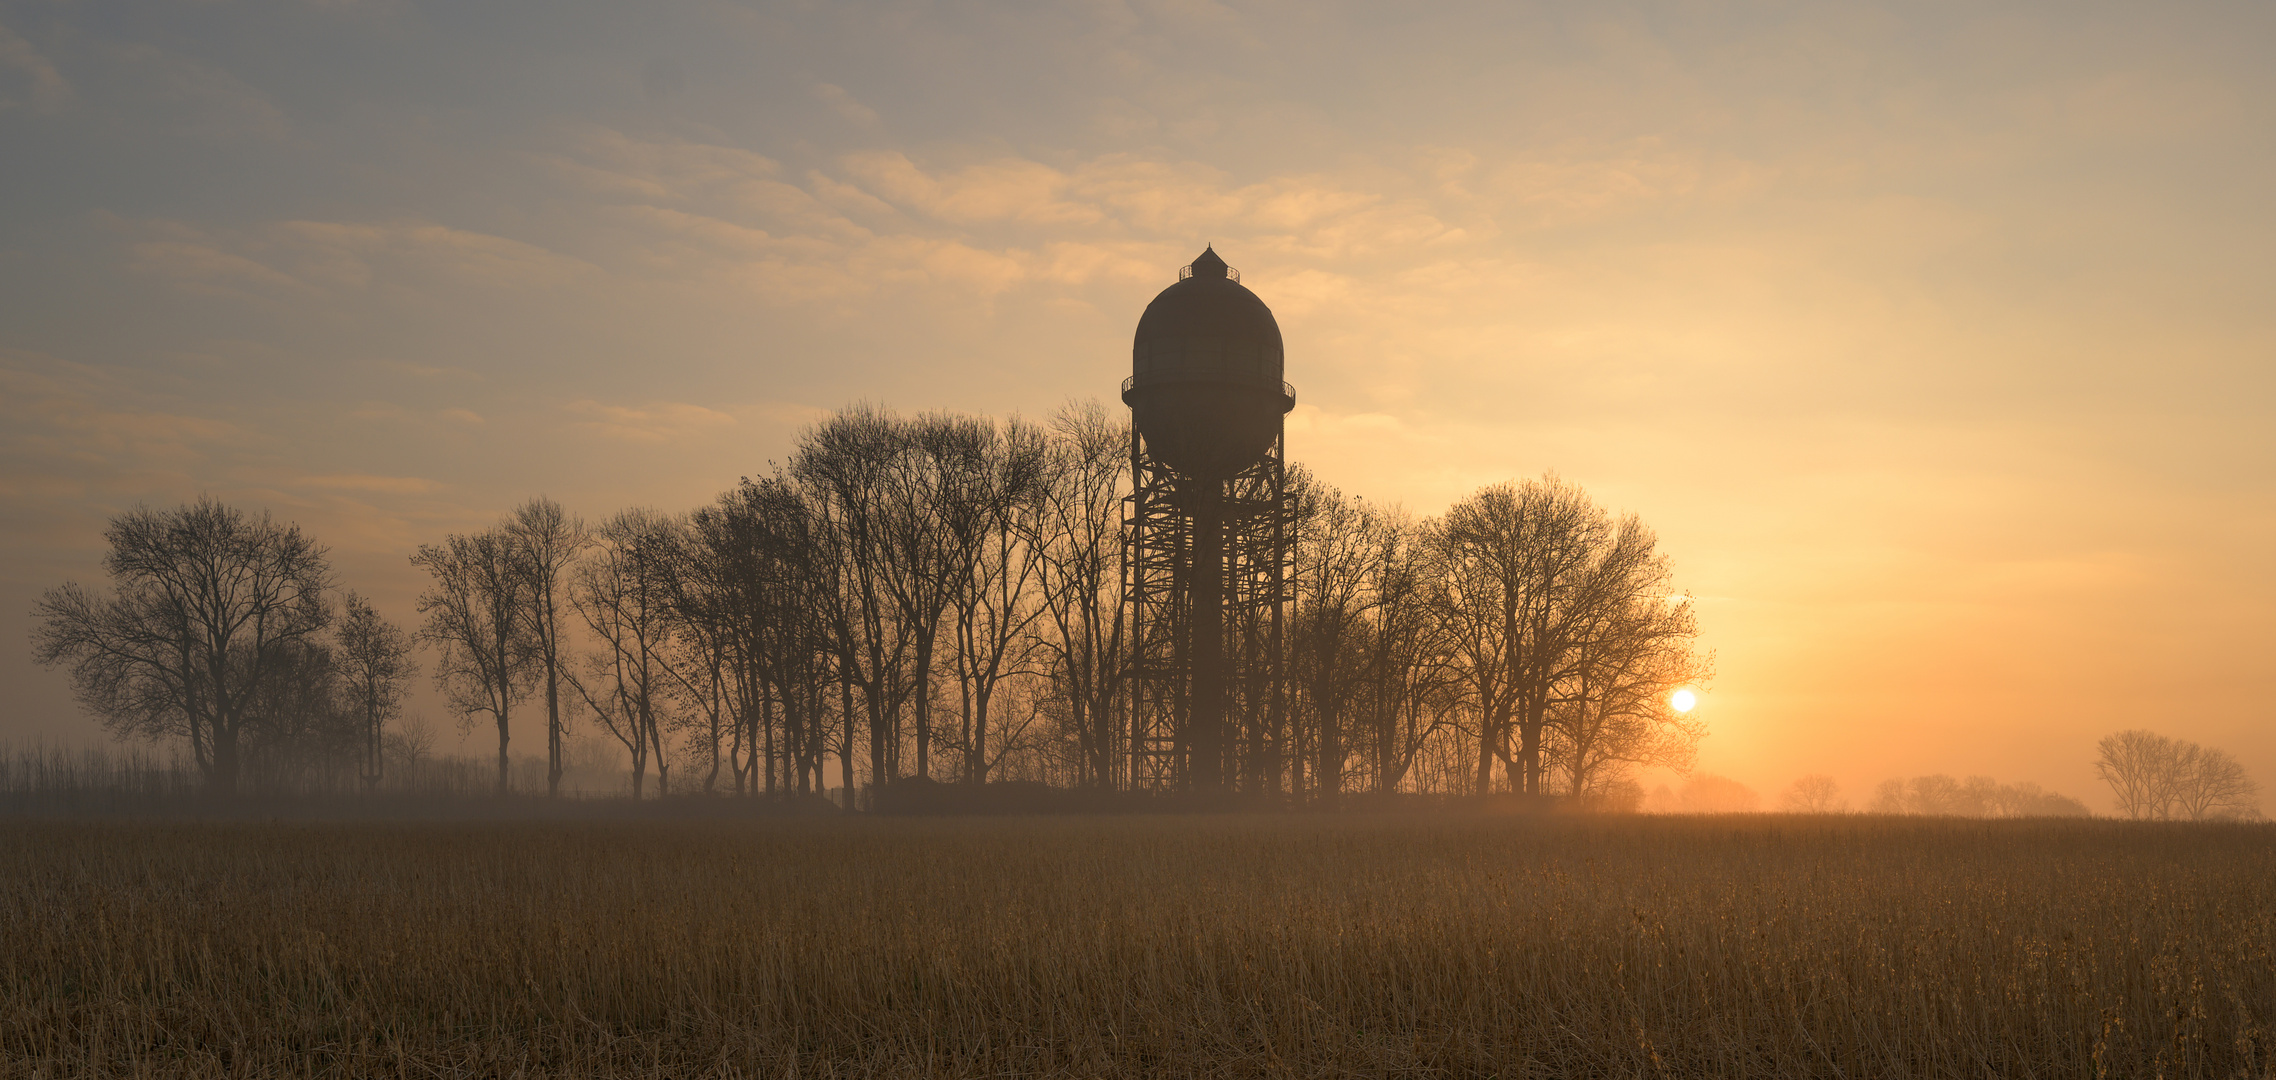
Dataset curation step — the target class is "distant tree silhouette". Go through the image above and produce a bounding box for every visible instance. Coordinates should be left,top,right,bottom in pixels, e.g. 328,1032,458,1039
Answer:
650,505,735,793
1287,474,1382,801
1354,508,1458,795
412,527,534,794
1780,774,1845,813
32,498,333,794
2170,746,2258,821
170,401,1716,806
1869,774,2089,817
335,591,416,791
942,417,1050,784
1428,477,1705,797
234,637,356,781
1548,557,1708,799
672,475,821,796
1031,402,1130,789
31,401,1731,806
506,497,589,797
568,509,679,797
1427,480,1575,797
796,406,918,802
2095,731,2174,819
2096,730,2260,821
873,415,972,782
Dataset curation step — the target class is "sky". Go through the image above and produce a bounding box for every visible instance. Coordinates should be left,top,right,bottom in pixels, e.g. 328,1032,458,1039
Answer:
3,0,2272,810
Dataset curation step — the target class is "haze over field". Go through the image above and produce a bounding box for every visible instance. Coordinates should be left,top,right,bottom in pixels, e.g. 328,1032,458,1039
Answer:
3,0,2272,804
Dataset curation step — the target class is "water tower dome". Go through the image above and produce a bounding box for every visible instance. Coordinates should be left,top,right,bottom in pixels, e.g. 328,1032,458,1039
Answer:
1122,247,1296,481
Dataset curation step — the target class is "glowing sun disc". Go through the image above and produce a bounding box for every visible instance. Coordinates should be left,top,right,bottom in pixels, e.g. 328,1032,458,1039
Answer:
1670,689,1698,713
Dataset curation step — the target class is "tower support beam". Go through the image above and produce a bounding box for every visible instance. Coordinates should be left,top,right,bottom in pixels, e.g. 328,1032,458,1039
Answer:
1125,428,1292,797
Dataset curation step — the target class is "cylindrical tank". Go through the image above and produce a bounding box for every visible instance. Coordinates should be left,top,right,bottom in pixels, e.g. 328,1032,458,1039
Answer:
1122,247,1296,481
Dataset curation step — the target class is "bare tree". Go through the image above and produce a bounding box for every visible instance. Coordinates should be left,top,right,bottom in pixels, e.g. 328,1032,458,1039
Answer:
387,714,436,771
877,412,989,781
2104,731,2263,820
569,508,679,797
1287,479,1382,801
739,476,839,798
1991,781,2093,818
375,405,1730,806
1354,509,1457,795
1546,522,1708,800
797,406,918,802
2171,745,2259,821
1873,774,1970,815
653,507,738,793
1033,401,1129,789
1424,491,1529,796
236,636,357,783
1780,774,1845,813
335,591,416,791
644,512,746,795
942,417,1052,784
506,497,589,798
1871,773,2090,817
2097,730,2180,820
32,498,333,794
675,478,809,797
413,528,534,794
1429,476,1640,796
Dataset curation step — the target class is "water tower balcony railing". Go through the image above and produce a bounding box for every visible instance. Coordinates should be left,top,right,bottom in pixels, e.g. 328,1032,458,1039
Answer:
1122,374,1296,409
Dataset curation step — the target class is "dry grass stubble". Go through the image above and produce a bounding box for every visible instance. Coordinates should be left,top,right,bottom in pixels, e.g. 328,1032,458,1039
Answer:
4,814,2273,1078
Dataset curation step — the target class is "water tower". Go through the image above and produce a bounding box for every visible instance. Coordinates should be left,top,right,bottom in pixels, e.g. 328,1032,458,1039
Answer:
1122,247,1295,795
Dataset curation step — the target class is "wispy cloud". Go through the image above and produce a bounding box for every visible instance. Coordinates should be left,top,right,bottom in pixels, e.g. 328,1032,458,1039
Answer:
114,215,598,301
0,20,68,112
812,82,879,127
0,351,251,483
566,400,737,444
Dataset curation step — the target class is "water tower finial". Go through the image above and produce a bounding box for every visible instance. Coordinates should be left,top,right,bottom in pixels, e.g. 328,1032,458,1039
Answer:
1189,246,1229,279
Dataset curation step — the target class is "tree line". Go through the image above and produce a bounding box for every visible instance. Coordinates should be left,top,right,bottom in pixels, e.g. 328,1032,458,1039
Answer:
1768,736,2260,819
1863,775,2090,817
2094,730,2261,821
34,401,1709,804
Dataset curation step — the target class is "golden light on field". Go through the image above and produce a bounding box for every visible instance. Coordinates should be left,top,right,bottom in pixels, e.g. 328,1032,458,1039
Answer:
7,817,2274,1075
1671,689,1698,714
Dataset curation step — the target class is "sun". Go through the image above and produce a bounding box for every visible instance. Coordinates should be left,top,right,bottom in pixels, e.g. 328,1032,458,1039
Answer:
1670,688,1698,713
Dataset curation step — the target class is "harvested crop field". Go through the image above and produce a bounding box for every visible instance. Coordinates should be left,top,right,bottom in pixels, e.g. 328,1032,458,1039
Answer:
5,814,2273,1078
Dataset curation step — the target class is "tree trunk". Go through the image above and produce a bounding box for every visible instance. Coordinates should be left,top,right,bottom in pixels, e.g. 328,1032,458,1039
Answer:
1474,713,1496,796
1313,625,1342,802
760,690,775,796
495,706,511,795
841,674,859,812
914,638,934,780
546,668,562,797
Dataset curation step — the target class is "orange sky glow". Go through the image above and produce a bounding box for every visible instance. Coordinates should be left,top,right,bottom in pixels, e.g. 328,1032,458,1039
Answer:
3,0,2271,809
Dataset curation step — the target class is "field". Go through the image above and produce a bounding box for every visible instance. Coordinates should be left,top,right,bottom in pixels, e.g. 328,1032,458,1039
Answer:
5,814,2274,1079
